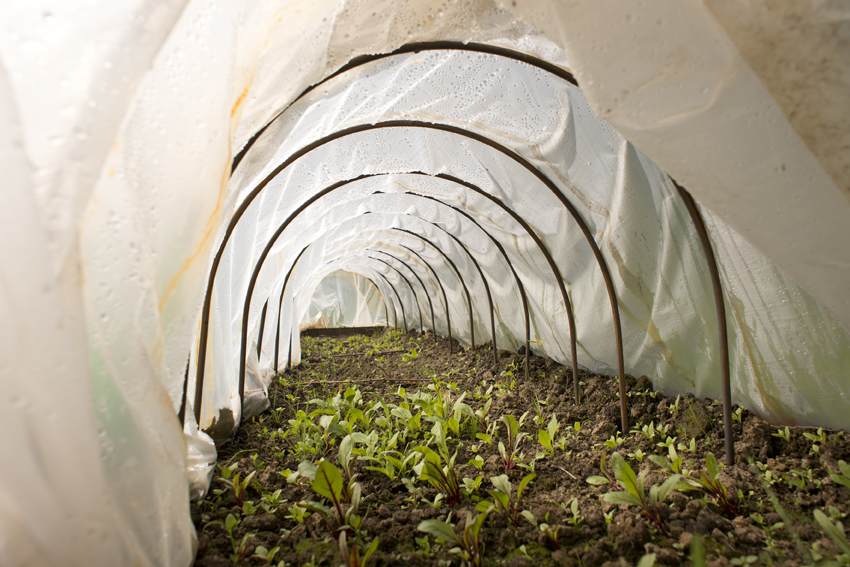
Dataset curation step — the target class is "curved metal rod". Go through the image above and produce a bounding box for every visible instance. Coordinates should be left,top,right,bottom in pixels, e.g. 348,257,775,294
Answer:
360,276,390,330
375,270,407,333
418,218,497,364
200,122,623,429
362,277,390,330
273,246,308,373
281,258,399,372
392,227,475,352
398,243,453,353
368,249,437,341
224,40,731,435
408,192,532,374
674,182,733,466
390,214,497,365
425,173,582,397
256,300,268,360
369,256,423,331
279,235,452,384
231,41,577,173
198,165,582,424
275,271,392,374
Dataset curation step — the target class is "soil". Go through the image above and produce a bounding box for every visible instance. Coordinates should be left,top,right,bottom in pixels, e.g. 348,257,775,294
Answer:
191,329,850,567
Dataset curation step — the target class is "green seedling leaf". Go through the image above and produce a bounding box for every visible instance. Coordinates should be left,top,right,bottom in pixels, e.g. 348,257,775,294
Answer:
339,435,353,468
488,490,510,512
603,491,643,507
657,474,683,502
706,452,720,479
490,474,511,495
517,473,536,500
539,430,553,452
312,461,344,504
814,509,850,556
476,501,495,514
225,513,239,533
418,519,461,546
297,460,318,481
612,453,639,497
362,536,380,565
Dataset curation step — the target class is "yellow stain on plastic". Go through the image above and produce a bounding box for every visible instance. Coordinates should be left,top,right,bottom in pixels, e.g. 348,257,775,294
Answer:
230,66,256,130
158,158,231,313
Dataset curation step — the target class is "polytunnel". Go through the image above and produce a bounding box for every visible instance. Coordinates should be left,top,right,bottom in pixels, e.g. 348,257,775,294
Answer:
2,1,849,565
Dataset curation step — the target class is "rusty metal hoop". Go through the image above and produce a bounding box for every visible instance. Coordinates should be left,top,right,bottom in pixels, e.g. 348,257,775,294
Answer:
223,41,732,438
369,256,424,331
367,249,436,339
199,122,626,429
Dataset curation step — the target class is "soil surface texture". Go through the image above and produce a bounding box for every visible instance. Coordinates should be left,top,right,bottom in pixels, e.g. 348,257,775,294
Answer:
191,329,850,567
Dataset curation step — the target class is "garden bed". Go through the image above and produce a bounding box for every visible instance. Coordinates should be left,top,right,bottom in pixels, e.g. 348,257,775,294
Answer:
192,329,850,567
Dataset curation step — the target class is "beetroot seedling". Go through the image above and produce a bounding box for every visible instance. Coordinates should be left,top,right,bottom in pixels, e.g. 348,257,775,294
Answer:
483,473,536,527
598,452,683,535
499,413,528,472
678,452,738,519
418,510,490,567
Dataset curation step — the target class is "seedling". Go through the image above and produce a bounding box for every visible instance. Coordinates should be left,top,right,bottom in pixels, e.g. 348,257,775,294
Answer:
253,545,281,566
803,427,828,451
668,395,682,416
473,397,493,430
461,475,484,499
539,520,560,549
732,407,743,425
418,510,490,567
603,432,627,449
251,453,267,471
587,453,621,488
679,452,738,518
649,445,685,475
499,413,528,472
260,489,286,513
483,473,536,527
538,414,561,457
337,435,359,502
301,460,363,539
402,347,419,362
532,396,550,426
830,460,850,489
223,513,253,565
771,427,791,443
677,438,697,454
215,468,257,508
365,450,418,481
412,423,463,506
339,531,379,567
561,497,583,530
285,503,309,524
632,421,667,441
595,452,682,535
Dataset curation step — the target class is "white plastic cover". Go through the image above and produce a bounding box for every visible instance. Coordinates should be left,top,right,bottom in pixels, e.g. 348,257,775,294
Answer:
302,271,390,330
2,0,849,566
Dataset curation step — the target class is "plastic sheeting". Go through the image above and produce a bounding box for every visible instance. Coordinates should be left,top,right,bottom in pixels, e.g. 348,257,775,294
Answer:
302,271,390,330
2,0,849,566
203,44,850,441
